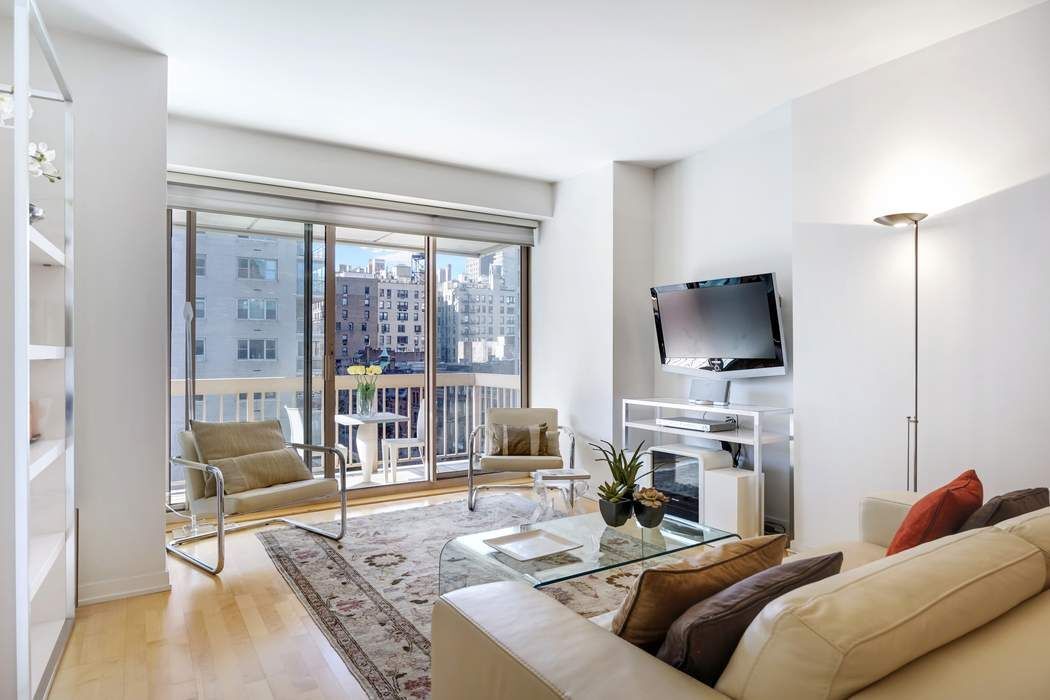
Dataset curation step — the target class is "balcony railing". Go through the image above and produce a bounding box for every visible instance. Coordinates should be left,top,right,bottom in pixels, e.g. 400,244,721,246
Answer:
169,372,520,491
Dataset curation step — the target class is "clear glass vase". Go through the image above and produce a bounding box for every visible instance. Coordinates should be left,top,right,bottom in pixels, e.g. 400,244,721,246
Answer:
358,385,376,416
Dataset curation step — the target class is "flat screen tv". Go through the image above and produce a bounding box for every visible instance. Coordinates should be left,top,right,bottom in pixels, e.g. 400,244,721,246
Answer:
651,273,786,379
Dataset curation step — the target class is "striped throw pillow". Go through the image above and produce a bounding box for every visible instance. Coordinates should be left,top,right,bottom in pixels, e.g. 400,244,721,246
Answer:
487,422,549,456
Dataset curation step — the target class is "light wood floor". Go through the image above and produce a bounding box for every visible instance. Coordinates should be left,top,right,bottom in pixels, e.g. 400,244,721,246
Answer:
50,486,575,700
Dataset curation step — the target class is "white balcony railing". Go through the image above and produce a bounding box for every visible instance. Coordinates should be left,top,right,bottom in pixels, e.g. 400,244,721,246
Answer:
169,372,520,488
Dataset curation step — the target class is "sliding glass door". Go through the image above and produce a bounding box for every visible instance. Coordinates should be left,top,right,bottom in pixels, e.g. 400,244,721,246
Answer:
433,238,524,477
167,205,529,505
331,227,428,488
168,212,325,501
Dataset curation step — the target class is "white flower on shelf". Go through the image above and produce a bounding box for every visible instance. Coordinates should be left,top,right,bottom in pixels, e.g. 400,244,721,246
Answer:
0,93,33,128
28,141,61,183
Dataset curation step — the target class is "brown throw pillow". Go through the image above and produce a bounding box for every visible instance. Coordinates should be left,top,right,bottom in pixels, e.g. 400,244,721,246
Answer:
192,419,285,461
486,422,549,456
657,551,843,685
210,447,313,495
960,488,1050,531
610,534,787,649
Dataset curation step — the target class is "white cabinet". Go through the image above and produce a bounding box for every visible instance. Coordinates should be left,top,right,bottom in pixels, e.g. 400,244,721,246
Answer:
705,468,760,539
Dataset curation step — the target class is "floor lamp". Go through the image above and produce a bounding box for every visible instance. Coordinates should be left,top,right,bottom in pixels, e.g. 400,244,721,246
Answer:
874,212,927,492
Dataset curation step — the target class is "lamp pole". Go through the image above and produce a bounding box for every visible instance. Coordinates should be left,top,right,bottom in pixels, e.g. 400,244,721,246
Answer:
875,212,927,492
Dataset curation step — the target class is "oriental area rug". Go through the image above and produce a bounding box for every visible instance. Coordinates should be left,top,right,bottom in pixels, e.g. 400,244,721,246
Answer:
258,495,644,700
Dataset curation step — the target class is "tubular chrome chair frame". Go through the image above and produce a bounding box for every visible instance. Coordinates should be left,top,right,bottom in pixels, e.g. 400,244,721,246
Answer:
467,425,576,511
165,441,347,575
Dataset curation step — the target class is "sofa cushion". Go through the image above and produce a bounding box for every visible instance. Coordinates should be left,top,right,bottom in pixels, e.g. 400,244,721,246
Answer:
478,455,564,471
610,534,786,649
962,488,1049,531
860,491,923,548
885,469,983,555
210,447,313,495
996,505,1050,589
715,527,1044,700
658,551,843,686
852,591,1050,699
786,540,884,571
192,476,337,516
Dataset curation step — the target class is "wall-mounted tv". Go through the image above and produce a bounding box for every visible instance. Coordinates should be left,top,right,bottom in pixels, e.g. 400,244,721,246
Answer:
651,273,786,379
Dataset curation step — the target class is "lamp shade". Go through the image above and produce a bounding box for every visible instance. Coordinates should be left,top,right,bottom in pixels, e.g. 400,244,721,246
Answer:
874,212,927,227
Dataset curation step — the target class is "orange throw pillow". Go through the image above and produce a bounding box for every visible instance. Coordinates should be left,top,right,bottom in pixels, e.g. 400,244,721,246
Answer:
886,470,983,556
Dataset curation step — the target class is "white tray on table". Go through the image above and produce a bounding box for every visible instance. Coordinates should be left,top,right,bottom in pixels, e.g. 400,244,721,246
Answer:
482,530,582,561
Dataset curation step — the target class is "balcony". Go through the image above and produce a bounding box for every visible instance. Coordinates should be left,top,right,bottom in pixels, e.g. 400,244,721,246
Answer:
169,371,521,498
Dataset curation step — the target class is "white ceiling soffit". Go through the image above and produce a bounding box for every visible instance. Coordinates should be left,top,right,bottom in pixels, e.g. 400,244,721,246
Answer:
41,0,1044,180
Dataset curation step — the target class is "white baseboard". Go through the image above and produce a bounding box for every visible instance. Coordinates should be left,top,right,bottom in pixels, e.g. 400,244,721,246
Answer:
77,569,172,606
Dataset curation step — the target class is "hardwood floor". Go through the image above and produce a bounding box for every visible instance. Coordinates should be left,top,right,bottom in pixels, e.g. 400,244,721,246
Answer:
50,487,568,699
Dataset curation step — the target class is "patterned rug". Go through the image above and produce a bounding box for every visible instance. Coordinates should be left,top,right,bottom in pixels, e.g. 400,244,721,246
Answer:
257,495,646,699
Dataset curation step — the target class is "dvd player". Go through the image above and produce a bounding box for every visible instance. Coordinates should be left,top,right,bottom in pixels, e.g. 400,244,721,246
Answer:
655,416,737,433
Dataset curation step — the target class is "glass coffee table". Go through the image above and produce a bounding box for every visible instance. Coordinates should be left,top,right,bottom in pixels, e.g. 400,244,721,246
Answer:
438,511,736,595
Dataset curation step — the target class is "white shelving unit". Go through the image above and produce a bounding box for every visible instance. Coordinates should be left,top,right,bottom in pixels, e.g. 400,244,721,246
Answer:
622,397,793,539
2,1,76,698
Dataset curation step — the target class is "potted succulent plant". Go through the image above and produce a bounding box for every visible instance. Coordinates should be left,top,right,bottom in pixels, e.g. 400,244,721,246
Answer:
591,440,646,526
633,486,670,528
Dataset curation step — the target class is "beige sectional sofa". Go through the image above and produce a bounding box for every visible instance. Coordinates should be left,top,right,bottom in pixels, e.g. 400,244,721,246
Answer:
432,492,1050,699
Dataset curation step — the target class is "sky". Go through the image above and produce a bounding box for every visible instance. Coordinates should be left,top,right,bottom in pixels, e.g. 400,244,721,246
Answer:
334,243,467,277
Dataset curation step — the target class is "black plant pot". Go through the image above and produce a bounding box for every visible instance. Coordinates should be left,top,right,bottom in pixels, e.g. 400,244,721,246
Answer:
634,502,666,528
599,498,634,527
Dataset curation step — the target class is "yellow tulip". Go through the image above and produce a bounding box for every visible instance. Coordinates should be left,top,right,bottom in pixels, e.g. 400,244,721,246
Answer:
348,365,365,375
367,365,383,376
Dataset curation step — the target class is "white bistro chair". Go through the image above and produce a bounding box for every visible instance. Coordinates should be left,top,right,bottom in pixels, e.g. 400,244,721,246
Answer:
381,403,426,484
284,405,349,465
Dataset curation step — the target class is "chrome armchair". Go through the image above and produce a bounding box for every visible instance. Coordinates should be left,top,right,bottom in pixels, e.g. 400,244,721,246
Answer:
166,439,347,575
466,407,576,511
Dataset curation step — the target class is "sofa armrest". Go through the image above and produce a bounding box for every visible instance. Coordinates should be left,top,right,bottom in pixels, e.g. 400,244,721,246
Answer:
861,491,924,548
432,581,727,700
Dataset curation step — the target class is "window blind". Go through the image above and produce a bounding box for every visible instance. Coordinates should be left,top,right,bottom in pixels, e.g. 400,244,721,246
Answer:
167,173,538,246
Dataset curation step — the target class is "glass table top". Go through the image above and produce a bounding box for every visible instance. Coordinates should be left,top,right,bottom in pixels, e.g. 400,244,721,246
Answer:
438,511,736,595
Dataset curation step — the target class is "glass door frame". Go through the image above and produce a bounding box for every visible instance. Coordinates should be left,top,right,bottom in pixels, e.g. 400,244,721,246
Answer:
167,208,531,504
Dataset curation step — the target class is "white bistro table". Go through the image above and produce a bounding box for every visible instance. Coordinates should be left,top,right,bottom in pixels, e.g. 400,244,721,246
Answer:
335,411,408,485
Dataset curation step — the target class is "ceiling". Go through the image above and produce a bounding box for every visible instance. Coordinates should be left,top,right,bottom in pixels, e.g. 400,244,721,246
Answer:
40,0,1044,181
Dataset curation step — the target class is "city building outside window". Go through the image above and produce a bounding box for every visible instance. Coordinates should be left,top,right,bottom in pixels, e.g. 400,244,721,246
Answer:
237,256,278,280
195,254,206,276
195,296,206,320
237,338,277,360
194,338,205,360
236,298,278,320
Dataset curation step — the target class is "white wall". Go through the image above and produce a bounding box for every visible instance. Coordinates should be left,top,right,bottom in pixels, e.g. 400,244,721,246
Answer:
793,223,914,547
168,117,553,219
63,34,171,603
532,165,615,483
612,163,655,447
792,2,1050,547
532,162,657,485
651,106,794,526
919,175,1050,497
793,3,1050,225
